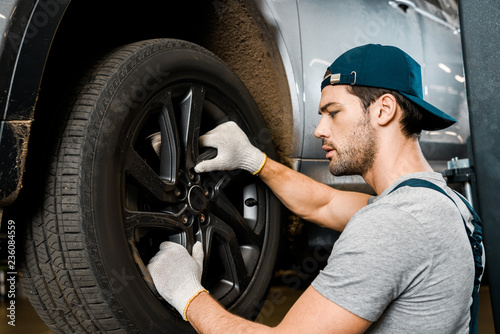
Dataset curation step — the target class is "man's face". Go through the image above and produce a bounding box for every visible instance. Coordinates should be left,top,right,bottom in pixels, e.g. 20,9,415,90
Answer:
315,85,378,177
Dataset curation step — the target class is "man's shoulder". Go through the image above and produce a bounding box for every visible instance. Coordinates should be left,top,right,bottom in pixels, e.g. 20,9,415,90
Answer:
345,200,427,241
350,173,473,253
368,172,461,219
347,173,458,238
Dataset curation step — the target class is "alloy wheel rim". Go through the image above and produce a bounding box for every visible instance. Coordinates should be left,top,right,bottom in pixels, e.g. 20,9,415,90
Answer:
119,82,269,307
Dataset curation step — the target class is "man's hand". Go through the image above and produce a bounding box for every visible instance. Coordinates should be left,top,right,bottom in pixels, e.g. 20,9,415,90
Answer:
194,121,267,175
147,241,206,320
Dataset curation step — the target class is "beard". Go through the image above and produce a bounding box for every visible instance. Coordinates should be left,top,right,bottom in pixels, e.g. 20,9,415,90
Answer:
327,114,378,177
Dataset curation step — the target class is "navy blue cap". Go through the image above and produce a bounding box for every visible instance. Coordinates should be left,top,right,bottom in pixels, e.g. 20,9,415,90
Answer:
321,44,457,130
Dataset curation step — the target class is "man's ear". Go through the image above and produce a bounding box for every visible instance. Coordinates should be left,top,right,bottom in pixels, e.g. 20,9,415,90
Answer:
374,93,398,126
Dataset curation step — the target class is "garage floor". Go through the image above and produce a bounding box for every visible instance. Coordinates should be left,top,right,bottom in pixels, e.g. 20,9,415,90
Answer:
0,281,495,333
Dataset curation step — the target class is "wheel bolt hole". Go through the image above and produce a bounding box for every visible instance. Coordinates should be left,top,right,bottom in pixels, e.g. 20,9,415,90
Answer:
245,198,258,207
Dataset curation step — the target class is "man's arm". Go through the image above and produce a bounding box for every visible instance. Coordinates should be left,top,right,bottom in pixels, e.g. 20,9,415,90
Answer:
187,286,371,334
194,121,370,231
258,158,369,231
148,241,372,334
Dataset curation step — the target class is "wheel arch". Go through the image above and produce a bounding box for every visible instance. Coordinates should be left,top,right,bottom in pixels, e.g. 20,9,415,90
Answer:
198,0,295,165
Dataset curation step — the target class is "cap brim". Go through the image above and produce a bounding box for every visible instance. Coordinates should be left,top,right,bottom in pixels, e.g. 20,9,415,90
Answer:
400,92,457,131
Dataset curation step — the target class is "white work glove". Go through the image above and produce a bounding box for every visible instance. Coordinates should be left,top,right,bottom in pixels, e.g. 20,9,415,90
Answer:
147,241,206,320
194,121,267,175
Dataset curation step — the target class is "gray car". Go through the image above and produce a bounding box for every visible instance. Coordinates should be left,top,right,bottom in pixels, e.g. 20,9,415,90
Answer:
0,0,466,332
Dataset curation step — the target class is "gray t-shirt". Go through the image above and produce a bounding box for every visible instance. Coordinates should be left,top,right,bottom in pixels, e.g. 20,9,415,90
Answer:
312,172,480,333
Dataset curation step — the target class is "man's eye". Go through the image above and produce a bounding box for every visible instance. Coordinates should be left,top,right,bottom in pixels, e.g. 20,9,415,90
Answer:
328,111,339,118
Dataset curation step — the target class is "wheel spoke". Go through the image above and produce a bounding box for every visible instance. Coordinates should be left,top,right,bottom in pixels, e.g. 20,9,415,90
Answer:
158,92,181,183
178,84,205,169
201,214,250,302
124,209,195,299
128,240,162,298
213,192,261,246
124,148,176,202
123,210,189,239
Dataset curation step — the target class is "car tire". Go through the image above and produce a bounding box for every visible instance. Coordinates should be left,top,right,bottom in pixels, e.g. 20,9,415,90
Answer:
20,38,281,333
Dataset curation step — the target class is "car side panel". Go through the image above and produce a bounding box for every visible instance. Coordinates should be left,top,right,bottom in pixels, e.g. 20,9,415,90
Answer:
0,0,70,207
0,0,36,120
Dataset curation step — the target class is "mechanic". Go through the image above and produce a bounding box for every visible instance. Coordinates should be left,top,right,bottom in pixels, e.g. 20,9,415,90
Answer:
147,44,483,333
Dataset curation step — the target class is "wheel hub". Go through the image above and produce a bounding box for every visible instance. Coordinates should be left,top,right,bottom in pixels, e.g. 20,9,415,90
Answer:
187,185,209,213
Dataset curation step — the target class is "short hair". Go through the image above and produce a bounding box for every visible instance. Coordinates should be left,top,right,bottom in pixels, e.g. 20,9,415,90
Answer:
323,69,424,138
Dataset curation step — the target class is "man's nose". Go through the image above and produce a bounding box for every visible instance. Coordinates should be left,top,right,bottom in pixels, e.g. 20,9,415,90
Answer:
314,116,329,139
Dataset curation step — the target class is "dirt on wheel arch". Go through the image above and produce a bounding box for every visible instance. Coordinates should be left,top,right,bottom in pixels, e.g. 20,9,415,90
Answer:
203,0,295,167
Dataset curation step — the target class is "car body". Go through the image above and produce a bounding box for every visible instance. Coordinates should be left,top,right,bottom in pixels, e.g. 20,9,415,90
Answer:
0,0,476,332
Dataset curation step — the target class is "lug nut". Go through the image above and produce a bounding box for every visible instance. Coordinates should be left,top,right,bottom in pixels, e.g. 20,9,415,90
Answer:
204,186,213,198
182,215,189,224
200,214,206,224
